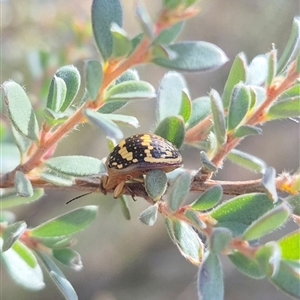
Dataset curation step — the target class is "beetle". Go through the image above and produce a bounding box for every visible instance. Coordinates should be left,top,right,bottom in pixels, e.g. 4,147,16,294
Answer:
101,133,183,198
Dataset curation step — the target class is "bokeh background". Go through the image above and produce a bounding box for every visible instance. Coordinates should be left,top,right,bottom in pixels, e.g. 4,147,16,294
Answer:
1,0,299,299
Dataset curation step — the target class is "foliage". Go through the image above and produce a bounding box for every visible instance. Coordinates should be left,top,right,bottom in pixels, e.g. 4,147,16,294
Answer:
1,1,300,300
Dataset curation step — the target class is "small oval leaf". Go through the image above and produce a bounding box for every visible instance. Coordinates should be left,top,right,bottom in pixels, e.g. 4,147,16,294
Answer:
145,170,168,201
14,171,34,197
85,60,103,100
139,205,158,226
2,221,27,252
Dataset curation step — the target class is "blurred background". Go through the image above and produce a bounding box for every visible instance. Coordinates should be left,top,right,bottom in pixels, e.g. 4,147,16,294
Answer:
1,0,299,299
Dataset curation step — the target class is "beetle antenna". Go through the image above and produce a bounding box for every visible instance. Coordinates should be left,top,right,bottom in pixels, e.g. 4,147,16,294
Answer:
66,192,92,204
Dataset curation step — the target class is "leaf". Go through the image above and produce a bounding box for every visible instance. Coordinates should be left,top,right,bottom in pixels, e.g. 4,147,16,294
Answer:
85,60,103,100
171,219,203,265
2,221,27,252
30,206,98,238
270,261,300,299
210,193,274,236
261,166,278,202
242,203,291,241
14,171,34,197
0,239,45,290
222,52,248,108
0,189,44,209
184,210,206,229
286,194,300,216
53,65,81,112
84,109,123,139
154,116,185,149
233,125,262,138
255,242,281,277
46,76,67,112
153,41,228,72
36,250,78,300
139,205,158,226
3,81,39,141
179,90,192,123
267,97,300,120
267,48,277,86
199,151,217,172
40,172,74,187
46,155,107,177
227,83,251,131
210,89,226,146
229,251,265,279
156,71,187,121
209,227,232,254
105,80,155,102
227,149,267,173
91,0,123,61
11,125,32,155
279,230,300,261
102,113,139,128
154,22,184,45
247,54,268,86
53,249,82,271
119,196,131,220
43,108,69,126
197,253,224,300
191,185,223,211
168,172,191,211
277,17,300,74
111,23,131,58
186,96,211,129
136,3,153,38
145,170,168,201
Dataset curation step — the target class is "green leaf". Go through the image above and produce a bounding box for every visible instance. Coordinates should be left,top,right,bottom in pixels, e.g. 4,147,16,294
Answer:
270,261,300,299
153,41,228,72
36,250,78,300
46,76,67,112
136,3,154,38
46,155,107,177
154,116,185,149
227,83,251,131
156,71,187,121
145,170,168,201
209,227,232,254
102,113,139,128
11,126,32,155
242,203,291,241
191,185,223,211
53,249,82,271
40,172,74,187
261,167,278,202
186,96,211,129
255,242,281,277
210,89,226,146
43,108,69,126
54,65,81,112
2,221,27,252
222,53,248,108
84,109,123,139
111,23,131,58
278,84,300,100
91,0,123,61
199,151,217,172
154,22,184,45
267,97,300,120
184,210,206,229
277,17,300,74
179,90,192,123
267,48,277,86
197,253,224,300
210,193,274,236
105,80,155,102
0,239,45,290
249,86,266,109
35,237,74,250
139,205,158,226
169,172,191,211
247,54,268,86
3,81,39,141
171,219,203,265
119,196,131,220
227,149,267,173
85,60,103,100
286,194,300,216
279,230,300,261
30,206,98,238
229,251,265,279
14,171,33,197
0,189,44,209
233,125,262,138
